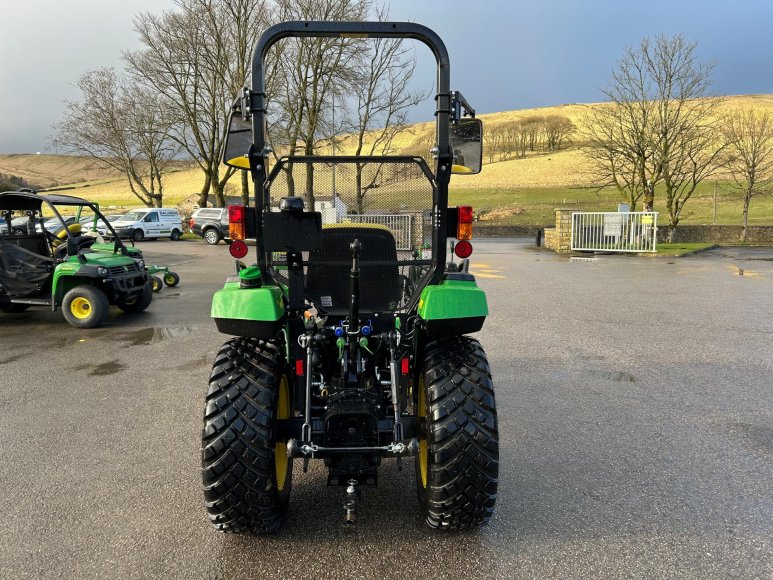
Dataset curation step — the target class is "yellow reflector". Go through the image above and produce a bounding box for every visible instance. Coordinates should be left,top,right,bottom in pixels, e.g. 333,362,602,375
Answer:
457,221,473,241
226,156,250,169
229,222,245,240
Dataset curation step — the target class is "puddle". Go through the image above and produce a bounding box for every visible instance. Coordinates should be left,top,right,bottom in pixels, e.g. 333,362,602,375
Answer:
0,353,30,365
74,360,127,376
585,369,636,383
117,326,194,346
153,292,181,300
722,421,772,458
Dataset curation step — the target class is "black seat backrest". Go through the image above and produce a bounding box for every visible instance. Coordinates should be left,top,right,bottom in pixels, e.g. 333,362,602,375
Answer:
0,234,50,257
0,238,53,297
305,226,400,315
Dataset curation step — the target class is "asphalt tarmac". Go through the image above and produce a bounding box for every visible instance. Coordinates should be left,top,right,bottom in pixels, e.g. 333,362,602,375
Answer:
0,239,771,579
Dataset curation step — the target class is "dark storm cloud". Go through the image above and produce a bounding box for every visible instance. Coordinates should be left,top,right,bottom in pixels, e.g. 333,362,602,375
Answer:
1,0,772,153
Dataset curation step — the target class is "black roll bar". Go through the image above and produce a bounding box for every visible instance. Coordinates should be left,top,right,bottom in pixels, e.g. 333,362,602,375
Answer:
247,21,452,282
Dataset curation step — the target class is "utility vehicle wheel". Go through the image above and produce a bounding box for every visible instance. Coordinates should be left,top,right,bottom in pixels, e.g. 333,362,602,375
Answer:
62,285,109,329
0,303,30,313
170,229,181,241
116,281,153,313
151,276,163,292
203,228,221,245
163,272,180,287
132,228,144,242
416,336,498,529
202,337,292,533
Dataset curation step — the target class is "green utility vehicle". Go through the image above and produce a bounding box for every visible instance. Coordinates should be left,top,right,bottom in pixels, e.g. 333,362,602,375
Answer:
0,191,152,328
203,21,497,532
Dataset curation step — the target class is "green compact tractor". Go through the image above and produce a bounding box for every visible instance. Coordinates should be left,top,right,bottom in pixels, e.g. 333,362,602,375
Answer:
0,191,152,328
203,21,498,532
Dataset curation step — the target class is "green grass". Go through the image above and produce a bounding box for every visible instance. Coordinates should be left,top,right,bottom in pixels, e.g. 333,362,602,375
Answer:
452,181,773,227
655,243,716,256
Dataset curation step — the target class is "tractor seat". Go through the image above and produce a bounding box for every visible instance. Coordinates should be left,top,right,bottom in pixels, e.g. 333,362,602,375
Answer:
305,225,401,315
52,224,94,258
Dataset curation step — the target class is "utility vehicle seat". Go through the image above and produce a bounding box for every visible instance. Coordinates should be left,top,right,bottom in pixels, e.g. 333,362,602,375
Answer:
305,225,401,315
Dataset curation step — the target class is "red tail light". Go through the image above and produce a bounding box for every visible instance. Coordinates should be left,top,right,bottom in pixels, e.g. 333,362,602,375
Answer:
401,357,410,375
228,205,246,240
457,205,473,241
189,217,196,227
295,359,304,376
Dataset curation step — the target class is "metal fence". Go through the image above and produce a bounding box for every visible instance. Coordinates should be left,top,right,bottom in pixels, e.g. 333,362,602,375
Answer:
571,212,658,253
345,214,414,250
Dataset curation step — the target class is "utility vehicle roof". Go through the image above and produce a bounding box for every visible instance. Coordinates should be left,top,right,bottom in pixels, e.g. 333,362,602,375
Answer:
0,191,94,211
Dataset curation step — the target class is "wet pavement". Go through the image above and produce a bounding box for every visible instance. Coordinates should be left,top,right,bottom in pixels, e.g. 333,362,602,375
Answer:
0,239,771,579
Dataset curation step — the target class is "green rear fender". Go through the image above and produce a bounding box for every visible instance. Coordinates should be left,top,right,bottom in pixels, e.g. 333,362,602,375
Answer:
418,279,488,336
211,281,286,338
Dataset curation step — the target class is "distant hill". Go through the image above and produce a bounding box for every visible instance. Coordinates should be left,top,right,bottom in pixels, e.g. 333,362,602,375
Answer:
2,94,772,208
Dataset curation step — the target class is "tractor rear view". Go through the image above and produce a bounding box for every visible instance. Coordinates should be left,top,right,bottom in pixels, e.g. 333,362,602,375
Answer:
202,21,498,532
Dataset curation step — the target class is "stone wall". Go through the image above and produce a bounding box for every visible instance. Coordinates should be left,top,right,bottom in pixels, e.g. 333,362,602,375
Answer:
544,227,557,250
475,224,544,238
657,225,773,244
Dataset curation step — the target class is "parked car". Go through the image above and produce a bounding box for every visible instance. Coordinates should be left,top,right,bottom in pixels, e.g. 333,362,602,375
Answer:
83,214,124,236
189,207,229,245
10,215,46,235
109,208,183,241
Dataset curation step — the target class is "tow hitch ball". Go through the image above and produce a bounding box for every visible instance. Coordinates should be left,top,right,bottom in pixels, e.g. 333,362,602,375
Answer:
343,479,358,531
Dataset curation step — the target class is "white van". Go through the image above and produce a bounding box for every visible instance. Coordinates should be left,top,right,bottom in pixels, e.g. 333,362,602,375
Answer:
110,208,183,242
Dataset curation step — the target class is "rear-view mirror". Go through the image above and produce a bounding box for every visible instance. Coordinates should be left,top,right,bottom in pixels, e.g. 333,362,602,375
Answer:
223,97,253,170
450,117,483,175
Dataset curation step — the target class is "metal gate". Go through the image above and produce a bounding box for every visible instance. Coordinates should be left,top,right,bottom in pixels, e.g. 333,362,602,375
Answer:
345,214,414,250
571,212,658,253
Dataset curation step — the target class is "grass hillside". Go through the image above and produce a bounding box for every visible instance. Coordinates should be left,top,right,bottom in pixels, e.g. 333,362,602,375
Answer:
3,94,773,225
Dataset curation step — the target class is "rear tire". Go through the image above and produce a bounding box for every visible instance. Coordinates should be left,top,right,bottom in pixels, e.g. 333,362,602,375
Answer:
163,272,180,287
203,228,221,245
202,337,292,533
116,281,153,313
150,276,163,292
170,229,181,241
416,336,498,529
62,285,109,329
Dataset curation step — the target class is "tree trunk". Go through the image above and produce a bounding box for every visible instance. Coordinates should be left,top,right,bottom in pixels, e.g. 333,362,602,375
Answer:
199,173,211,208
667,225,677,243
742,193,751,242
241,170,250,206
356,164,364,214
305,163,315,211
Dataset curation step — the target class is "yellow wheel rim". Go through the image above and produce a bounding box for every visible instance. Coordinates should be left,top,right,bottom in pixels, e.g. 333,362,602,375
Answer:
275,375,291,492
70,297,92,320
418,374,428,488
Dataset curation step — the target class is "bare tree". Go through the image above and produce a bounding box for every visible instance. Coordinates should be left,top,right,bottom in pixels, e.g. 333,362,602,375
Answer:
126,0,269,207
583,34,719,235
543,115,575,151
523,116,543,152
265,0,371,210
721,109,773,241
483,124,503,164
646,36,723,240
52,68,176,207
346,19,428,213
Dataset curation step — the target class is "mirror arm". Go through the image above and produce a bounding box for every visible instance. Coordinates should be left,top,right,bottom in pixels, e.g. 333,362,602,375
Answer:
450,90,476,124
